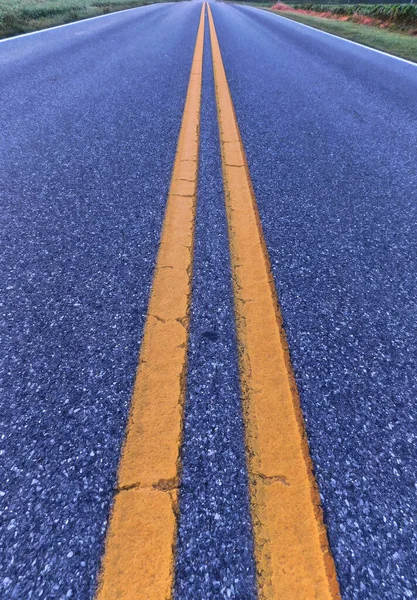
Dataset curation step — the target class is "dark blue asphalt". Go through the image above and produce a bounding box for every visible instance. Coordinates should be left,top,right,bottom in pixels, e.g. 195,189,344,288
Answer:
0,4,201,597
1,2,417,598
174,15,256,599
211,3,417,598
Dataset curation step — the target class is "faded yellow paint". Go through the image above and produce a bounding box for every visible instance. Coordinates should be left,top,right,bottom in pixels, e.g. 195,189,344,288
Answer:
95,4,205,598
207,5,341,599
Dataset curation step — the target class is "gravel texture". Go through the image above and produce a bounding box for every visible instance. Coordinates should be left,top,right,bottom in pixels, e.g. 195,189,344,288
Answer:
0,4,200,597
211,4,417,598
174,19,257,600
2,2,417,598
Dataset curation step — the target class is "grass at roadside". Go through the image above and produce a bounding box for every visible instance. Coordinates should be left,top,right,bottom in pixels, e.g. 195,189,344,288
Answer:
263,8,417,62
238,1,273,6
0,0,179,40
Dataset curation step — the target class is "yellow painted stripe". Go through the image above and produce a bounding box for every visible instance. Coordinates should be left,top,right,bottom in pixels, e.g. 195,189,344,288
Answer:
95,5,205,598
207,5,341,599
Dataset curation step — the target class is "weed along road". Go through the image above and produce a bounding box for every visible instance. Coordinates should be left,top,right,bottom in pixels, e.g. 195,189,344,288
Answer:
0,1,417,598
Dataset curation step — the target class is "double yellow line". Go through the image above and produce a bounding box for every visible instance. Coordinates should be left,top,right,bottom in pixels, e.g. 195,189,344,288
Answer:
96,4,340,599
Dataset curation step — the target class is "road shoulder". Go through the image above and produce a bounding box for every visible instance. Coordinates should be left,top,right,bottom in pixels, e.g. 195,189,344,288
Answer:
254,6,417,63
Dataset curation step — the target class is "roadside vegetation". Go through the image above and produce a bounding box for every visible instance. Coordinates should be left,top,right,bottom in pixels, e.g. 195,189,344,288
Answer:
260,2,417,62
274,3,417,29
0,0,178,39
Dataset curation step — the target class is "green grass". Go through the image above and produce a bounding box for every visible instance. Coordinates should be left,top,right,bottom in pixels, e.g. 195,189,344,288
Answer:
236,1,274,5
287,4,417,25
264,8,417,62
0,0,181,39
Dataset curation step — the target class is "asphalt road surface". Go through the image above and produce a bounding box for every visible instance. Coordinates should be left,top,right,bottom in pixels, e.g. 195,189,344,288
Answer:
1,1,416,599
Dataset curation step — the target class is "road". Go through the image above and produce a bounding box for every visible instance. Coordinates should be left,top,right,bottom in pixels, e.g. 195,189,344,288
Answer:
0,2,416,598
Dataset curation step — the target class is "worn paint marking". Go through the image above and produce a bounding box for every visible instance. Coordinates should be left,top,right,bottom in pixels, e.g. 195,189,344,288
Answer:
207,5,341,599
95,4,205,599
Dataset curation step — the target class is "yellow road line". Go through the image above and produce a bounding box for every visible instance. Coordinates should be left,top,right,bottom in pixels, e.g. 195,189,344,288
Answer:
95,5,205,598
207,5,341,599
